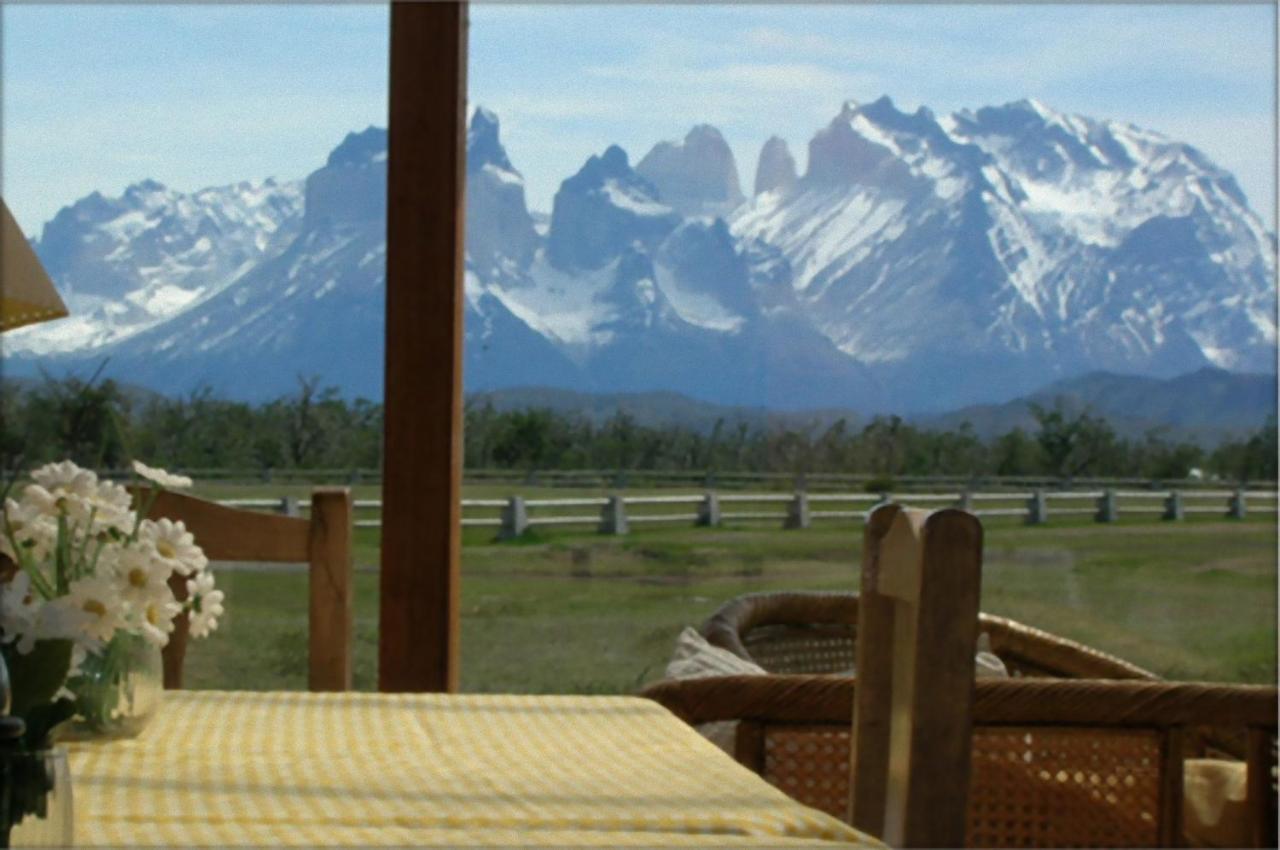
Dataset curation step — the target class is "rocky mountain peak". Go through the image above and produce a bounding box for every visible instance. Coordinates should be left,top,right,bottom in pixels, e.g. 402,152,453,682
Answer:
636,125,744,218
306,128,387,229
325,127,388,169
547,145,679,271
804,102,914,190
465,106,537,277
468,106,515,174
754,137,798,196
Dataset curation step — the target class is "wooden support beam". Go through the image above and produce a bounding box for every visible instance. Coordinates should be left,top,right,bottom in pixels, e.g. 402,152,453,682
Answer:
379,1,468,693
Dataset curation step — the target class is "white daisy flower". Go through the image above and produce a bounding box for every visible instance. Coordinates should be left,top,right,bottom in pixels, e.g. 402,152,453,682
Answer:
138,596,182,648
139,518,207,576
1,497,58,565
66,575,126,643
30,460,96,495
186,570,225,639
0,572,41,652
23,469,133,537
113,545,174,608
33,596,96,654
131,460,193,490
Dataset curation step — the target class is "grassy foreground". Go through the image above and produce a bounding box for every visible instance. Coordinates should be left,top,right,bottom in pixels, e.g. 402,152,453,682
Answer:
179,514,1276,692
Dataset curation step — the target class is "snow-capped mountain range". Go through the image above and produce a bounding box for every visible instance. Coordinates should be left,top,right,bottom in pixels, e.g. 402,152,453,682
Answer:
5,96,1276,412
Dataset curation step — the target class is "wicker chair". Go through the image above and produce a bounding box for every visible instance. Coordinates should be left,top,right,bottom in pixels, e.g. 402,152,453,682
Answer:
701,590,1159,681
643,590,1278,847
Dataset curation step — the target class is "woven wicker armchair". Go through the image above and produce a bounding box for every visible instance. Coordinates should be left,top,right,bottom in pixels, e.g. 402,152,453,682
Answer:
701,590,1159,680
641,592,1278,847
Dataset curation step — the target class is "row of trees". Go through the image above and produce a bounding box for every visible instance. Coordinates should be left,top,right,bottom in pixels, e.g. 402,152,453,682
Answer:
2,374,1275,482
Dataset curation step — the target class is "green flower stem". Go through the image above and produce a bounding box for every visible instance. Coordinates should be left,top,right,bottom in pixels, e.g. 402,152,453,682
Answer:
130,483,163,543
86,537,108,581
53,515,70,596
71,507,98,581
16,565,54,602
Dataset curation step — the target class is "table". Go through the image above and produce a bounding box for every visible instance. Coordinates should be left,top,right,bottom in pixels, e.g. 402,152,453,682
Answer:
67,690,881,847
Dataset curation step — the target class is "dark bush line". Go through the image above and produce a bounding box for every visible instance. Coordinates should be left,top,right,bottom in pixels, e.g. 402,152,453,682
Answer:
2,375,1274,482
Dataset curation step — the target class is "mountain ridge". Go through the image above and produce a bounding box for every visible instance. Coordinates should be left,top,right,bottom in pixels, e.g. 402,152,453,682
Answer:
4,96,1275,414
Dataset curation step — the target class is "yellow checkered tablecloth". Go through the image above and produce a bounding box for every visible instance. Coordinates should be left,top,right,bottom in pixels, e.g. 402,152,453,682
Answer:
68,690,881,847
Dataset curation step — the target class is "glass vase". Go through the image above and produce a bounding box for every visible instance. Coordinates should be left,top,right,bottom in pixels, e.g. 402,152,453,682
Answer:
61,632,163,741
0,747,73,848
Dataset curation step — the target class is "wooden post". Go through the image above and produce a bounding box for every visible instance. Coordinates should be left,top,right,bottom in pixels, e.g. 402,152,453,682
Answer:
500,496,528,540
1163,490,1184,521
1026,489,1048,525
850,506,982,847
309,488,353,691
697,492,721,527
379,1,467,693
599,495,628,535
1230,488,1248,519
1245,727,1277,848
1156,727,1185,847
1096,488,1118,523
785,491,810,529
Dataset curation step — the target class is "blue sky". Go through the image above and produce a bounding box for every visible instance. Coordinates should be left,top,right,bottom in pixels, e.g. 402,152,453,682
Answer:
3,3,1275,235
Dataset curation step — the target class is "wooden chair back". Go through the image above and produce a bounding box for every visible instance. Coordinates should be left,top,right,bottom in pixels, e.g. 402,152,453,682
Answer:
137,487,354,692
850,504,983,847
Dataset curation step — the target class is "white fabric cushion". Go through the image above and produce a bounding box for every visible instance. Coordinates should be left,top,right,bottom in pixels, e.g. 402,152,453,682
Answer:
975,632,1010,678
664,627,768,681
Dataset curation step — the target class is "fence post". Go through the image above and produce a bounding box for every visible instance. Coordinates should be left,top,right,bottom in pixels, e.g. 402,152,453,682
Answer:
1026,490,1048,525
280,496,300,517
959,490,974,512
1229,488,1248,519
599,495,628,535
500,496,529,540
697,492,721,527
785,491,810,529
1163,490,1184,521
1096,489,1118,523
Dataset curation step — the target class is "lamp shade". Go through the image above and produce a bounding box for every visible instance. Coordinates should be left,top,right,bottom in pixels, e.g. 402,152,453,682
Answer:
1,198,67,332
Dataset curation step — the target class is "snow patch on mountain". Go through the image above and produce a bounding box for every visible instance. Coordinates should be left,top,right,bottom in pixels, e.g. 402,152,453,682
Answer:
7,177,302,356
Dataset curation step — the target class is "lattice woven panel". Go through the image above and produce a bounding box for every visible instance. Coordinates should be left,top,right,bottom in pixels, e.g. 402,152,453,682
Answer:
968,727,1163,848
761,725,1168,848
743,625,856,674
762,726,852,819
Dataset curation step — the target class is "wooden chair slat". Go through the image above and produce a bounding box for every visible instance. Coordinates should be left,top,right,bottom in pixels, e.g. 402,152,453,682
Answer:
142,488,309,563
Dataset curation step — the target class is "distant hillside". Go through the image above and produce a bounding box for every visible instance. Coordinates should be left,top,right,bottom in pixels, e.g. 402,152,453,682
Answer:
473,368,1275,445
921,367,1276,445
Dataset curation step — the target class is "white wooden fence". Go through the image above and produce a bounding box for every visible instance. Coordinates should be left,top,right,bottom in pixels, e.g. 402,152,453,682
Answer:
218,487,1277,538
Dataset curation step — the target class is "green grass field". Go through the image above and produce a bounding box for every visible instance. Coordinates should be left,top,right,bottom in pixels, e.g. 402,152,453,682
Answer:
178,503,1278,693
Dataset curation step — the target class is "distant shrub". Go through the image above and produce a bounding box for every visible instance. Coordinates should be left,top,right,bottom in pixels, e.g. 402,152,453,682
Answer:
864,476,895,494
